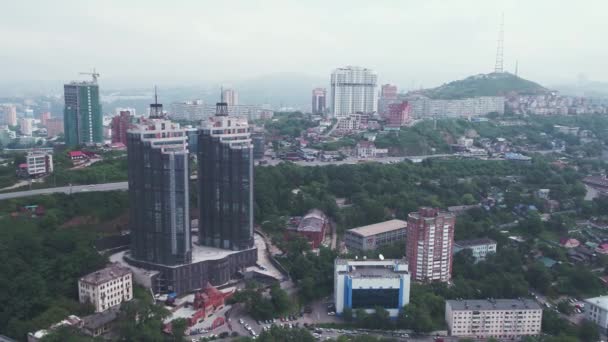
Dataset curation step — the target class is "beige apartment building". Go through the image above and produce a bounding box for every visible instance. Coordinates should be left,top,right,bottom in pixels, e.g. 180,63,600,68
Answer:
78,263,133,312
446,299,542,339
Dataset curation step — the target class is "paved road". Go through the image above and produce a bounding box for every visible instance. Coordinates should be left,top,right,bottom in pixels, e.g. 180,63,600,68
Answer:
261,154,455,167
0,154,457,201
0,182,128,200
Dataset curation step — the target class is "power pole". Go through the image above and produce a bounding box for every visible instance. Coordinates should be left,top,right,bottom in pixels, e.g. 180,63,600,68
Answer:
494,14,505,73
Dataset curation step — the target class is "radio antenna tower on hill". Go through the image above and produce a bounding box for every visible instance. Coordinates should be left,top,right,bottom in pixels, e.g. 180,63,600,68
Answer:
494,14,505,73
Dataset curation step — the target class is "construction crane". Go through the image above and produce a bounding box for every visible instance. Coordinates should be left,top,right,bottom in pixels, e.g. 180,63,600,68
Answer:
79,69,100,83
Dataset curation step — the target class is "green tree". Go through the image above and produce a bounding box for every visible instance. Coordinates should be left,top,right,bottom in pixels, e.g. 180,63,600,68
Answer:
171,317,188,342
525,262,553,294
578,319,599,342
461,193,476,205
342,307,353,322
556,301,573,315
116,288,170,342
270,284,291,314
256,326,315,342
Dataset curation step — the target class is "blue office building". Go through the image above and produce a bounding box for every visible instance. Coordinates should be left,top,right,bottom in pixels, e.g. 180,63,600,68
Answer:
334,258,410,318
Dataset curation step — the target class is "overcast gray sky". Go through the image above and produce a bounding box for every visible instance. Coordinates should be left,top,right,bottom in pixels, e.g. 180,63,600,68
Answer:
1,0,606,89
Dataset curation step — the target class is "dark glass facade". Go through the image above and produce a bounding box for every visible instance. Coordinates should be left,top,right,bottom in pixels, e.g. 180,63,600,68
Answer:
64,82,103,146
198,123,254,251
252,132,265,159
186,129,199,154
351,288,400,309
127,130,191,266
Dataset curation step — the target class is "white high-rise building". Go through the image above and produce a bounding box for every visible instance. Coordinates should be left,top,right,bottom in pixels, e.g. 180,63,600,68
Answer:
223,88,239,106
331,66,377,118
1,104,17,126
19,117,34,136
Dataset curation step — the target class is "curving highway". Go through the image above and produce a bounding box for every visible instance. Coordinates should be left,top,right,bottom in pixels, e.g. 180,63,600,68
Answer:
0,182,128,201
0,154,457,201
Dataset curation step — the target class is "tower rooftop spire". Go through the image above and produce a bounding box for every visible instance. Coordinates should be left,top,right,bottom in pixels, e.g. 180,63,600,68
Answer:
216,87,228,116
149,85,164,118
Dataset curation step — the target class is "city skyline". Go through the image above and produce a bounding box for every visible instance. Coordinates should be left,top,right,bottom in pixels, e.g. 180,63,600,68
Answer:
1,1,607,90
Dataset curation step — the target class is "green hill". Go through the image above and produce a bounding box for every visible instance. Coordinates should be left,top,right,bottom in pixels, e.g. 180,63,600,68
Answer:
416,72,548,99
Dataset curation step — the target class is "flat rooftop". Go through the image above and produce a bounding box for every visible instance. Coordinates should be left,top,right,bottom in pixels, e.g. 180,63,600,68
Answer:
109,250,160,279
336,258,408,278
447,299,541,311
346,266,405,279
80,263,131,285
347,219,407,237
408,208,455,221
110,235,254,270
585,296,608,311
455,238,497,247
191,239,241,264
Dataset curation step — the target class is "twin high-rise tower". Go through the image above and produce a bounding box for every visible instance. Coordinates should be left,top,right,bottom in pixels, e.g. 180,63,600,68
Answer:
198,100,254,250
127,99,191,266
125,92,256,294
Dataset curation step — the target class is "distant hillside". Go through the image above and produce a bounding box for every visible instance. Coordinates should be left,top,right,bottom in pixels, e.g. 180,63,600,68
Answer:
553,80,608,99
414,72,548,99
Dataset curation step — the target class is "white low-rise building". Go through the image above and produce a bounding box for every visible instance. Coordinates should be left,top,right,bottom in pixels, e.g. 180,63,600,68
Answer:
446,299,542,339
334,258,410,318
345,219,407,252
78,263,133,313
454,238,497,262
585,296,608,333
26,151,53,176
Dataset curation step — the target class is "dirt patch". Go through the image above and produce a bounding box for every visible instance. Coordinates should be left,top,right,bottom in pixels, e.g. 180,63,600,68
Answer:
95,213,129,235
60,213,129,236
61,216,98,228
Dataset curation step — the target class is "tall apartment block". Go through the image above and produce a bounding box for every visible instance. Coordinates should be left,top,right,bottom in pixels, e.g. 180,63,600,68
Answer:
127,109,191,266
46,118,64,137
406,207,455,282
311,88,327,115
387,101,411,127
40,112,51,126
111,110,134,145
222,88,239,106
19,118,33,135
64,81,103,146
198,100,254,251
331,66,377,118
380,84,398,100
1,104,17,126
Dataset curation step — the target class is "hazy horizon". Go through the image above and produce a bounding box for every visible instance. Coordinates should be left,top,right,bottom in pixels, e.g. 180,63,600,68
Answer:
1,0,607,92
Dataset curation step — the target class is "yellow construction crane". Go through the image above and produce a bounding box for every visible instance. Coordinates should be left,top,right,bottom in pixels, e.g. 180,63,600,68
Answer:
79,69,100,83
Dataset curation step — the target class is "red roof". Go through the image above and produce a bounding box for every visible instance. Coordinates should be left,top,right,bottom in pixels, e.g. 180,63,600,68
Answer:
18,163,27,169
357,141,375,148
68,151,85,157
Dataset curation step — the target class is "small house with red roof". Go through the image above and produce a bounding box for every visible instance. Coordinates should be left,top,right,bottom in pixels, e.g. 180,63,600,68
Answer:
68,150,87,161
596,243,608,255
559,238,580,249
